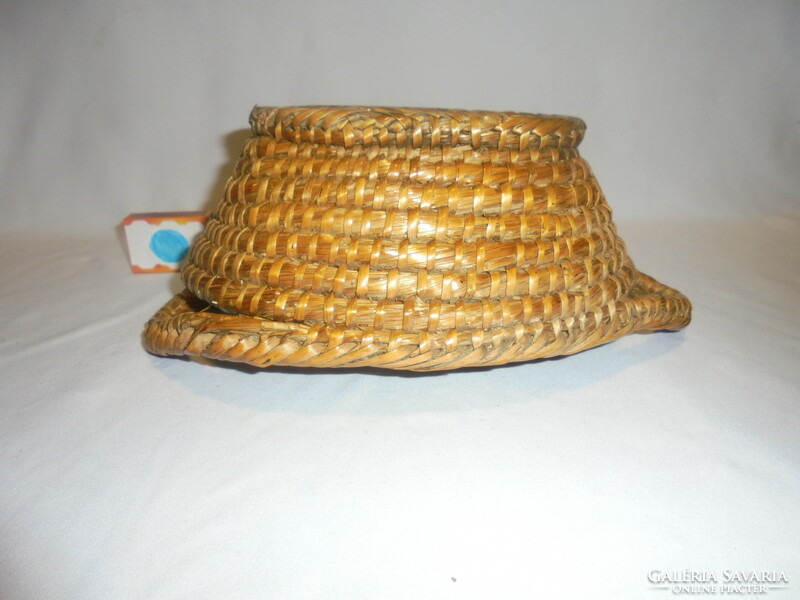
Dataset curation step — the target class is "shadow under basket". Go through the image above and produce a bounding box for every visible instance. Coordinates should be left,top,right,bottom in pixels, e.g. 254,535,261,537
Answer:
143,106,691,372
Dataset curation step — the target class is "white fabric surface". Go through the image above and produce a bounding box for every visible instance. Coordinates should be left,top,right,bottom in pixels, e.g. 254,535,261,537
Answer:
1,221,798,598
1,1,799,598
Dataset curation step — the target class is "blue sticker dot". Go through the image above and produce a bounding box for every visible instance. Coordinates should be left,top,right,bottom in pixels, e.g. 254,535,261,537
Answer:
150,229,190,263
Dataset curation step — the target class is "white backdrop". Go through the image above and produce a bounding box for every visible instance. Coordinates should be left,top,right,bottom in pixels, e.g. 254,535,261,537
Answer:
1,2,799,599
1,0,798,233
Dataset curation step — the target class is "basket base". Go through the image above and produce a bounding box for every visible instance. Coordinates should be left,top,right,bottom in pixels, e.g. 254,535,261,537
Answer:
143,273,690,372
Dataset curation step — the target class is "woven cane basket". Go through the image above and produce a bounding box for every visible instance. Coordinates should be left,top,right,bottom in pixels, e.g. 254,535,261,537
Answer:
143,106,691,371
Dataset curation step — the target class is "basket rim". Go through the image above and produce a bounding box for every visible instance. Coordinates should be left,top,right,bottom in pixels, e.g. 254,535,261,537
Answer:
249,106,587,150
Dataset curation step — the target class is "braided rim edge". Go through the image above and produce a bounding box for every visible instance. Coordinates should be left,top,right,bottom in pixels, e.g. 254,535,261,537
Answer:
142,272,690,372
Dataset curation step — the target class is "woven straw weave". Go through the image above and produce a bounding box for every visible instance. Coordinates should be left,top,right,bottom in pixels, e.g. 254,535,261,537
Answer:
143,106,691,371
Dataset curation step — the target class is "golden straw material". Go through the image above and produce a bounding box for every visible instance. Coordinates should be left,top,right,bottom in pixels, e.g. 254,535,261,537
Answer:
143,106,691,371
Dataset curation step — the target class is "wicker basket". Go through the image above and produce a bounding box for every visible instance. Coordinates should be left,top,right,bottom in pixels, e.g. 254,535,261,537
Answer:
143,106,691,371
